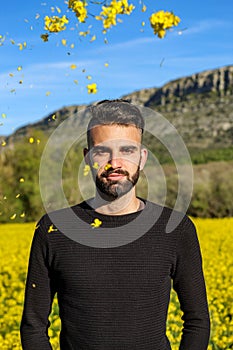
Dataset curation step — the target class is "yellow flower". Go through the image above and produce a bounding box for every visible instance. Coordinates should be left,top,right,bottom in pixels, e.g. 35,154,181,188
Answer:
90,35,96,42
142,4,147,12
18,42,26,51
0,35,6,46
68,0,88,23
10,214,17,220
87,83,98,94
158,29,166,39
61,39,67,46
40,33,49,42
48,224,58,233
70,64,77,69
91,218,102,228
44,15,69,33
104,163,111,170
1,216,215,348
83,164,90,176
150,10,180,38
29,137,34,144
79,30,90,37
92,162,99,169
96,0,134,29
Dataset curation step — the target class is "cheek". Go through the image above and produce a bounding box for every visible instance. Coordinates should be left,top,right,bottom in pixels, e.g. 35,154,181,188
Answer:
95,164,108,177
91,157,109,170
125,156,141,168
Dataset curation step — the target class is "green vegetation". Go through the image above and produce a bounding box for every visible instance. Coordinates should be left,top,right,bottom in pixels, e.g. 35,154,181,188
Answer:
0,131,232,222
1,66,232,222
189,146,233,164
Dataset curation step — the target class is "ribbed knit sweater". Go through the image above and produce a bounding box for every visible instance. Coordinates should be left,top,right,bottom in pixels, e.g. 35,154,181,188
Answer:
20,199,210,350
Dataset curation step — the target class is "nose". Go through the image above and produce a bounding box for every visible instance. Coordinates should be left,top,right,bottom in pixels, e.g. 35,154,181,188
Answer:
109,151,122,169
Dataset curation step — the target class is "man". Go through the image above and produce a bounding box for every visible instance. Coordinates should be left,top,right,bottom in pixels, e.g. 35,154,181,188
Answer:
20,99,210,349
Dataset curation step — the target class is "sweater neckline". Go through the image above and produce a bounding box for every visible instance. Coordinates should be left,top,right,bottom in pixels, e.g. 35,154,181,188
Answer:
75,197,147,223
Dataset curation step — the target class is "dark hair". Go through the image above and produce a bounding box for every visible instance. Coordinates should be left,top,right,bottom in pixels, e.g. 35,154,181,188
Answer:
86,99,144,148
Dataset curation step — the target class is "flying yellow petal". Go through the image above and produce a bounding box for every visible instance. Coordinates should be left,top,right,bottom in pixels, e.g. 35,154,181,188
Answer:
70,64,77,69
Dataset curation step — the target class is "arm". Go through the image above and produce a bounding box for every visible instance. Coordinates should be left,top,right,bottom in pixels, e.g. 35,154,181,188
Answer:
20,217,57,349
172,216,210,350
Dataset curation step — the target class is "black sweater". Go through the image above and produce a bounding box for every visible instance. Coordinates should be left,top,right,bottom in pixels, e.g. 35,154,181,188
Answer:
20,200,210,349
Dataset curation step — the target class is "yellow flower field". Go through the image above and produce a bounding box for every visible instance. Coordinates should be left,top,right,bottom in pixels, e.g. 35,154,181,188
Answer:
0,218,232,349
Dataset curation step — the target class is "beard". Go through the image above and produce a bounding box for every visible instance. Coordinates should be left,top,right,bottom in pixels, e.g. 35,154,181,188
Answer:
95,166,140,199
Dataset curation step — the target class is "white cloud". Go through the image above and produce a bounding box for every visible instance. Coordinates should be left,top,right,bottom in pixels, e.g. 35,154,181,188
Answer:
178,19,233,36
95,36,156,52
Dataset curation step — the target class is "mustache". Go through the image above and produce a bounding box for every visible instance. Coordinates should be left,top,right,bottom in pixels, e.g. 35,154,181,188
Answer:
101,168,130,178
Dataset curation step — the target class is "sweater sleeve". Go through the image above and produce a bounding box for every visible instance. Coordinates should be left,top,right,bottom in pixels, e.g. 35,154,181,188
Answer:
20,217,57,349
172,216,210,350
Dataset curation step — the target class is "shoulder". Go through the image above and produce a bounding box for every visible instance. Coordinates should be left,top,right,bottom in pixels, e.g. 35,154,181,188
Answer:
35,202,87,235
144,199,194,232
147,200,192,224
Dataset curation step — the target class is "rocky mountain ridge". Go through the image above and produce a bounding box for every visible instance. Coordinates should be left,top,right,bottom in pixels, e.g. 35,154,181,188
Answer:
124,65,233,106
1,65,233,150
124,65,233,148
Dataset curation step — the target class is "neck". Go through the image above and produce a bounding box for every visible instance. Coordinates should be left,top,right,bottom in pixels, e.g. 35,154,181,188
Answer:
88,189,141,215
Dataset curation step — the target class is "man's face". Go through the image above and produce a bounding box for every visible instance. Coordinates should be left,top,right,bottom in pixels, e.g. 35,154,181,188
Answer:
85,124,147,199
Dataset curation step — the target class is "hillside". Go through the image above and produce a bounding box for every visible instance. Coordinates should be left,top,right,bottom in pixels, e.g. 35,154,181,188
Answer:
1,65,232,157
0,65,232,222
124,64,233,149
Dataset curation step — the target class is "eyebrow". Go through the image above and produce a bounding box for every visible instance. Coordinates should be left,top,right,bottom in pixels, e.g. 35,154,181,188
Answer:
91,145,139,152
91,146,110,153
120,145,138,151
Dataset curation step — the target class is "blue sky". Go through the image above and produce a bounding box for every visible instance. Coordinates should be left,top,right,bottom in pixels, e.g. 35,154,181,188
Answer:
0,0,232,136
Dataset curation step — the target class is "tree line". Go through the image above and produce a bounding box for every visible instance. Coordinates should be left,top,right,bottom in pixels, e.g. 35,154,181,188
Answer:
0,132,232,222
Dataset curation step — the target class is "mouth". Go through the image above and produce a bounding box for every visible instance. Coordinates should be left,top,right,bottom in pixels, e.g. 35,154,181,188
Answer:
106,173,126,181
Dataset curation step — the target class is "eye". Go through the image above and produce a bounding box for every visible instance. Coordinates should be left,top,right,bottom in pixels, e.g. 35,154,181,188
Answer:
121,147,136,155
92,147,109,157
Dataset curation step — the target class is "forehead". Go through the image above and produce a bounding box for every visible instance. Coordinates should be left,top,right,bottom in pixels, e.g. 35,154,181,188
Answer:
89,124,142,146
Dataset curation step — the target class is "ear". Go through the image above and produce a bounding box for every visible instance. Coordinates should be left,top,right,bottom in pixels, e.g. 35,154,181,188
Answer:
83,148,90,165
139,147,148,170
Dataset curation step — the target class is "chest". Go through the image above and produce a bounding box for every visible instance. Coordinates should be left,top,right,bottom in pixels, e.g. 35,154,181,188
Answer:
50,233,176,299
